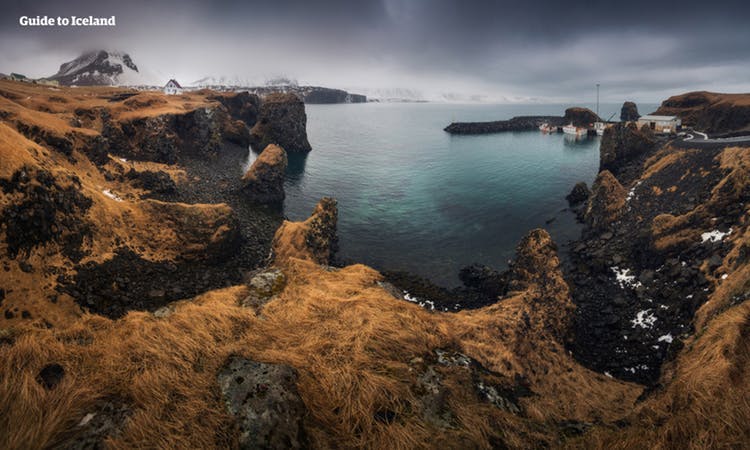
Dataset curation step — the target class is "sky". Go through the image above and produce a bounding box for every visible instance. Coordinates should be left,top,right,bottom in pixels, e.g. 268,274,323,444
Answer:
1,0,749,103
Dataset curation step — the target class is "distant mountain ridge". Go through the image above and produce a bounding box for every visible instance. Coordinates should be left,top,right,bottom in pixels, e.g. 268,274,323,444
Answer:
47,50,154,86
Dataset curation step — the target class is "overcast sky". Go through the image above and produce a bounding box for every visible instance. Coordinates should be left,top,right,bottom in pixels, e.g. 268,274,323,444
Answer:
1,0,749,102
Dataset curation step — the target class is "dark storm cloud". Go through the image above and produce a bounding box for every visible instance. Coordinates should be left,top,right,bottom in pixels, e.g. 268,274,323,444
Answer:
1,0,749,102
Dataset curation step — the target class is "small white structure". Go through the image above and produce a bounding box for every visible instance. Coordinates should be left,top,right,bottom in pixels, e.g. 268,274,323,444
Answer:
637,115,681,134
163,79,183,95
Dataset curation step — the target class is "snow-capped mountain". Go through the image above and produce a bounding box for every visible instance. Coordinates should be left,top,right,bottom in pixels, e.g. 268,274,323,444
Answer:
47,50,154,86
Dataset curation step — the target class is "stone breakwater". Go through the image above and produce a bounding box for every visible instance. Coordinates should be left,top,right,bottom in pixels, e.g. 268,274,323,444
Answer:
444,107,600,135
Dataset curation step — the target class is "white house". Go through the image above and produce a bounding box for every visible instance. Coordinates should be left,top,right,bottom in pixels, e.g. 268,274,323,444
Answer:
163,79,183,95
637,115,682,134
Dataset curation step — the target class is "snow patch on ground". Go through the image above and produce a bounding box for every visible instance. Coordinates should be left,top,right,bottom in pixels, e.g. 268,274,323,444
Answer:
701,228,732,243
404,291,435,311
102,189,123,202
658,334,673,343
612,267,642,289
626,181,643,203
631,309,657,329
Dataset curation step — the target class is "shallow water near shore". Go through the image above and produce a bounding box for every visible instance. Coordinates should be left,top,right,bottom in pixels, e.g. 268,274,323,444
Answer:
246,102,657,286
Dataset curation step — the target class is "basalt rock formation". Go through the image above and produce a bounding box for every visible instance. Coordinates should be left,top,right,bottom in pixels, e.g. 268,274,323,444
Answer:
272,197,338,266
566,181,590,206
250,93,312,153
599,121,657,176
654,91,750,135
620,101,640,122
242,144,288,204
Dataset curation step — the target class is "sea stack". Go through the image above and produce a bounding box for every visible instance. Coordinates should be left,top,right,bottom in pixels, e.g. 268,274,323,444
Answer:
620,101,640,121
249,93,312,153
242,144,288,204
563,107,600,126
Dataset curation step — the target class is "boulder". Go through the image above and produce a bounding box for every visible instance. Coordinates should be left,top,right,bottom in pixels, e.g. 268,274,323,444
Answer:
566,181,591,206
217,357,308,449
585,170,627,231
240,268,287,311
599,122,656,176
242,144,288,204
458,263,508,298
563,107,600,127
620,101,640,122
250,93,312,153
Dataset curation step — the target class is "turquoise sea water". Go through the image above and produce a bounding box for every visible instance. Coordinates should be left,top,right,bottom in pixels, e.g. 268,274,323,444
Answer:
247,102,657,286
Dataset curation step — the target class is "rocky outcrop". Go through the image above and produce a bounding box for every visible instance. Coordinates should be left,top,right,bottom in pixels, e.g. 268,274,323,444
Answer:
0,166,92,261
585,170,626,231
563,107,600,127
249,93,312,153
272,197,338,265
566,181,590,206
217,357,308,449
444,115,563,134
620,101,640,122
208,91,261,126
654,91,750,135
458,264,508,299
242,144,288,204
599,122,657,176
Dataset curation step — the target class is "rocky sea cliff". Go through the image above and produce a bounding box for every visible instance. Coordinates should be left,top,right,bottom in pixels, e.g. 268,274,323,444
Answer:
0,82,748,449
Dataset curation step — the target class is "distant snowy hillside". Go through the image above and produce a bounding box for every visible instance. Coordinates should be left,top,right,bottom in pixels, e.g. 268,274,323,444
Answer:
47,51,155,86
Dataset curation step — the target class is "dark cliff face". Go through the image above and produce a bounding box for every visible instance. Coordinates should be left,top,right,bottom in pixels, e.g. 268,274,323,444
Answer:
599,122,657,176
568,116,749,384
249,93,312,153
655,91,750,135
620,102,640,122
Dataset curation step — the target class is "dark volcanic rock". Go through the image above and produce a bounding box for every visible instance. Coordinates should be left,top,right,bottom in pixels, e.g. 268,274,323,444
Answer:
444,115,563,134
37,363,65,390
620,101,640,122
0,166,92,261
599,122,657,176
585,171,626,231
458,263,508,299
566,181,590,206
209,91,261,126
242,144,288,204
125,169,177,197
250,93,312,153
563,107,600,127
217,356,308,450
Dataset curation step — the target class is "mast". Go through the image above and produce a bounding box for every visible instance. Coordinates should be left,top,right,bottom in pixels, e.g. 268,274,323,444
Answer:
596,83,600,118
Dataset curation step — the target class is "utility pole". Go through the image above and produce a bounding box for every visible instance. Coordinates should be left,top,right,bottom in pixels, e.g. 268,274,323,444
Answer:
596,83,600,117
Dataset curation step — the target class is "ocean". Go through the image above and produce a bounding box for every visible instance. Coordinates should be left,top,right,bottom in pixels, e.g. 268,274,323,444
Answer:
247,102,658,286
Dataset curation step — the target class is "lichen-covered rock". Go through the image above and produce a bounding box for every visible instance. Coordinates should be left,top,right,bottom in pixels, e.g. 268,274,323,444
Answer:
240,268,287,311
250,93,312,153
566,181,590,206
242,144,288,204
620,101,640,122
599,122,656,175
272,197,338,265
217,357,308,450
585,170,627,231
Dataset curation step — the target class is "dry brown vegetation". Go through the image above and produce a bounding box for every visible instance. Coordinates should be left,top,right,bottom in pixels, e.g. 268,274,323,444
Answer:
1,81,749,449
